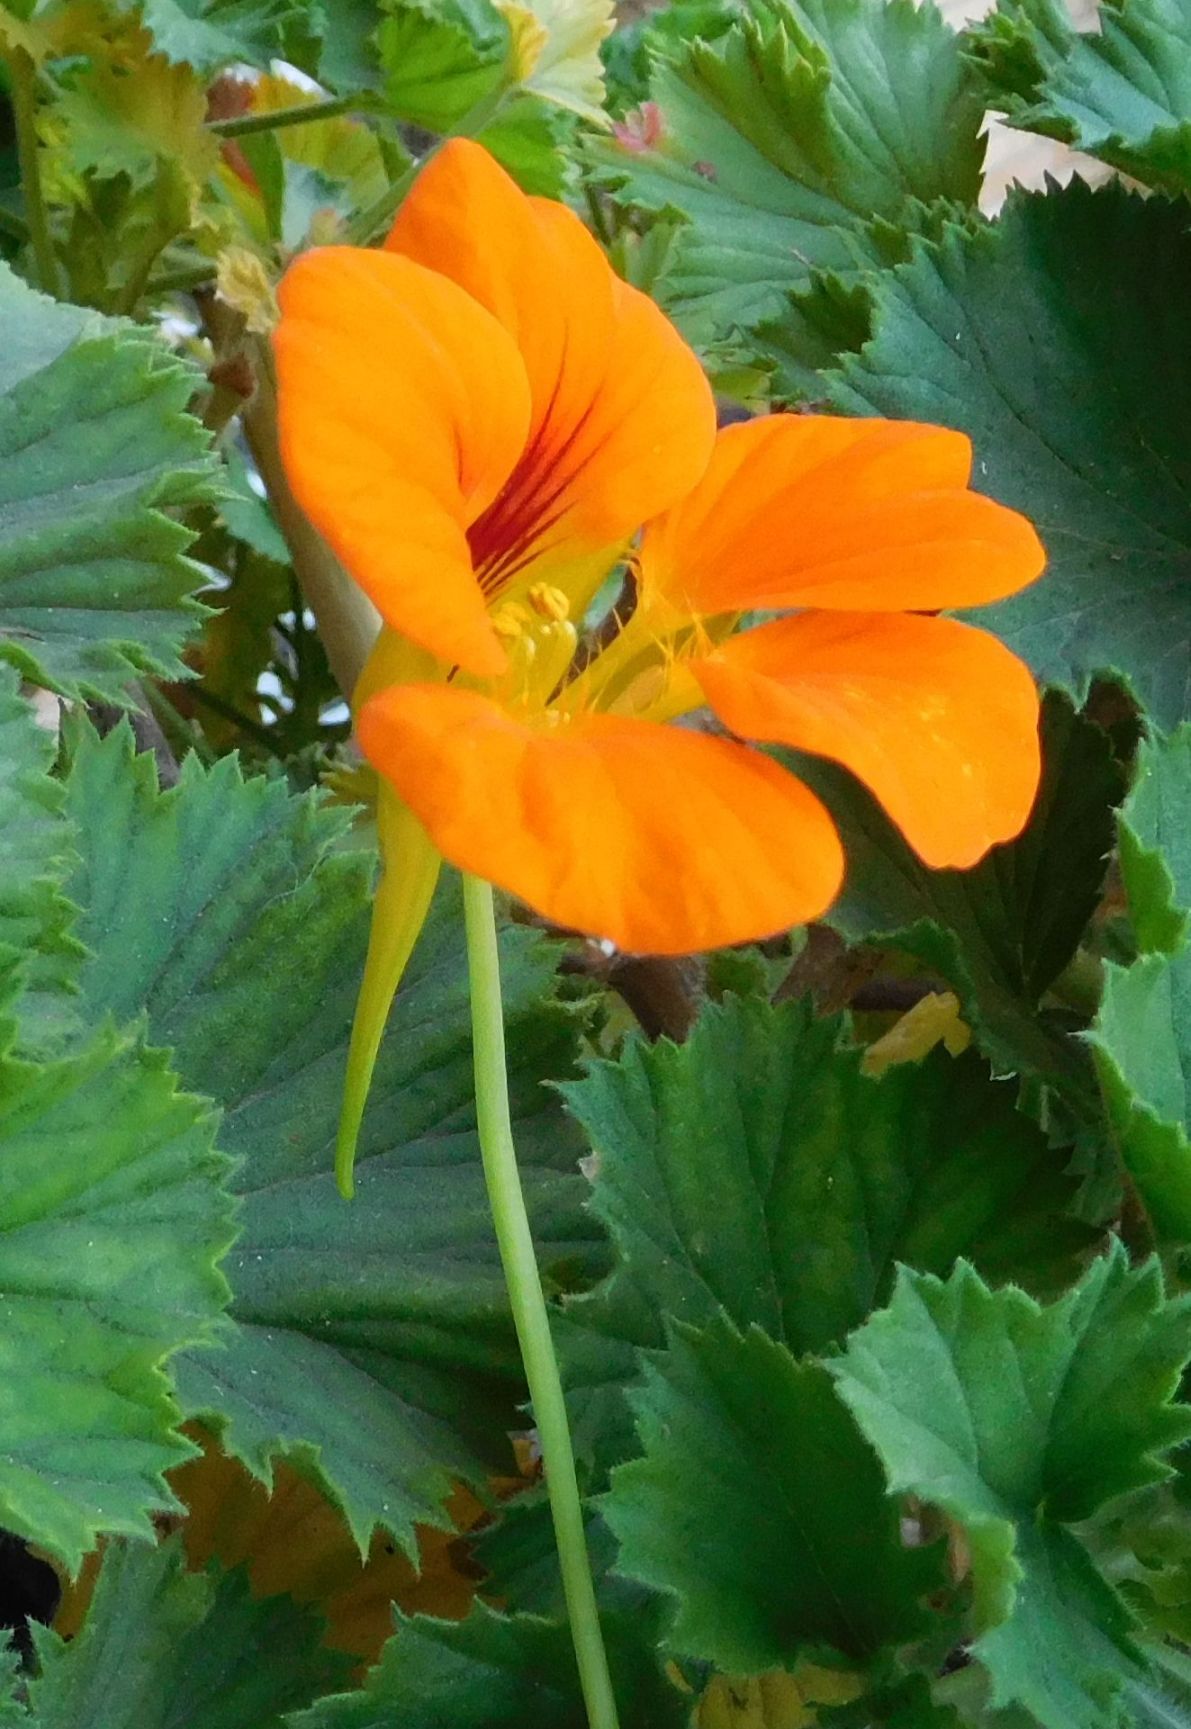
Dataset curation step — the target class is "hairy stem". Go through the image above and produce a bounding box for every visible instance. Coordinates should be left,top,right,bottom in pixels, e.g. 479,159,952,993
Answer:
208,93,368,138
462,874,620,1729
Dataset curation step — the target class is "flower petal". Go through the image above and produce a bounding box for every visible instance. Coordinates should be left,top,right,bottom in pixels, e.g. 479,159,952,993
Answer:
387,140,716,601
275,245,531,677
639,415,1046,617
357,684,844,953
693,611,1041,869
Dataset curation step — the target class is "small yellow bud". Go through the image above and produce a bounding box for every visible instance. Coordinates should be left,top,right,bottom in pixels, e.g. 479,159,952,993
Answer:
215,247,278,335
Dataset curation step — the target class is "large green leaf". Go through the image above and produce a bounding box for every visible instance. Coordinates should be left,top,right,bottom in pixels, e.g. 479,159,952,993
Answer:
1092,728,1191,1240
604,1318,943,1673
588,0,983,347
1092,949,1191,1242
827,182,1191,730
109,0,303,70
788,691,1123,1111
63,726,604,1552
290,1600,686,1728
567,994,1090,1360
17,1538,347,1727
0,1023,232,1569
970,0,1191,196
0,266,214,702
1118,727,1191,955
0,666,76,1010
833,1249,1191,1726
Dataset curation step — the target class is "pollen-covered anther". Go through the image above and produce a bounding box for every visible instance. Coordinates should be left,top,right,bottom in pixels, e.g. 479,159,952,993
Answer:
526,582,571,624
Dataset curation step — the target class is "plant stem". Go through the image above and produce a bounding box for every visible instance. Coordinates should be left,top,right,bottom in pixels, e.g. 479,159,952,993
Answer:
208,93,368,139
6,48,58,294
461,874,620,1729
344,88,510,245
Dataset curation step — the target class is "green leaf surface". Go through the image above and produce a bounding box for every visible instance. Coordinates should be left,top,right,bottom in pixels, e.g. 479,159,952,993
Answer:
21,1538,348,1727
379,0,509,132
0,265,214,702
833,1249,1191,1725
63,726,604,1552
605,1317,943,1672
567,994,1090,1361
1092,948,1191,1242
970,0,1191,195
789,691,1123,1108
0,667,76,1008
110,0,300,70
589,0,983,346
289,1599,686,1728
1118,728,1191,955
827,182,1191,730
0,1023,232,1569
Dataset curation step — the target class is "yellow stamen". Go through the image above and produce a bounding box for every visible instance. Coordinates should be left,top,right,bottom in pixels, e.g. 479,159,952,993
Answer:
527,582,571,624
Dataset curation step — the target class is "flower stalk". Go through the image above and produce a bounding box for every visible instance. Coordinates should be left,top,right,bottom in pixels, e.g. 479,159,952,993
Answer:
462,873,620,1729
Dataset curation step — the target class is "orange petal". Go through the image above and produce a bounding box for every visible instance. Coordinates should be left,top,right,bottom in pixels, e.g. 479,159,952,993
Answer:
639,415,1046,618
274,245,532,676
357,685,844,953
387,140,716,602
693,611,1041,869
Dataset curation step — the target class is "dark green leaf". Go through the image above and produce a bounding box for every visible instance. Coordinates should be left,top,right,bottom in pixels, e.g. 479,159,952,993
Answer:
0,1023,232,1569
0,265,214,702
1118,727,1191,955
790,691,1123,1108
63,725,604,1553
0,667,77,1014
589,0,983,347
1091,948,1191,1242
826,182,1191,729
604,1318,943,1672
566,994,1091,1361
970,0,1191,195
22,1538,348,1727
833,1249,1191,1726
289,1600,687,1728
110,0,302,71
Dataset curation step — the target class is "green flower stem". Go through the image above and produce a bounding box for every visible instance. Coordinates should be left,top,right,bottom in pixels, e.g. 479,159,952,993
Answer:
6,48,58,295
208,92,369,138
462,874,620,1729
344,88,511,245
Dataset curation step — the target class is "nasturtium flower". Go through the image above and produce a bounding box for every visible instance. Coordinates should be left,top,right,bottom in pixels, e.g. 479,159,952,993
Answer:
274,140,1045,1177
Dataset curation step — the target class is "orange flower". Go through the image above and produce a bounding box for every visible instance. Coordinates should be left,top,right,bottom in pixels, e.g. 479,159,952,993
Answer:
274,141,1045,1175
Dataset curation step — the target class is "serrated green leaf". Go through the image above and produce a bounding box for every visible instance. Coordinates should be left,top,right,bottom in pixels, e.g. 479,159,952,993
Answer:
0,265,214,702
789,691,1123,1112
52,44,219,191
21,1537,348,1727
605,1318,943,1672
1118,728,1191,956
379,0,510,131
110,0,300,71
567,994,1091,1360
589,0,983,348
289,1599,686,1728
833,1249,1191,1726
0,1023,233,1569
1091,948,1191,1242
62,725,604,1553
826,181,1191,730
0,666,76,1011
969,0,1191,196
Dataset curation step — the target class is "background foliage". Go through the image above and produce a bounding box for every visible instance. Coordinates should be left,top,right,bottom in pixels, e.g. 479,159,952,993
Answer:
1,0,1190,1723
